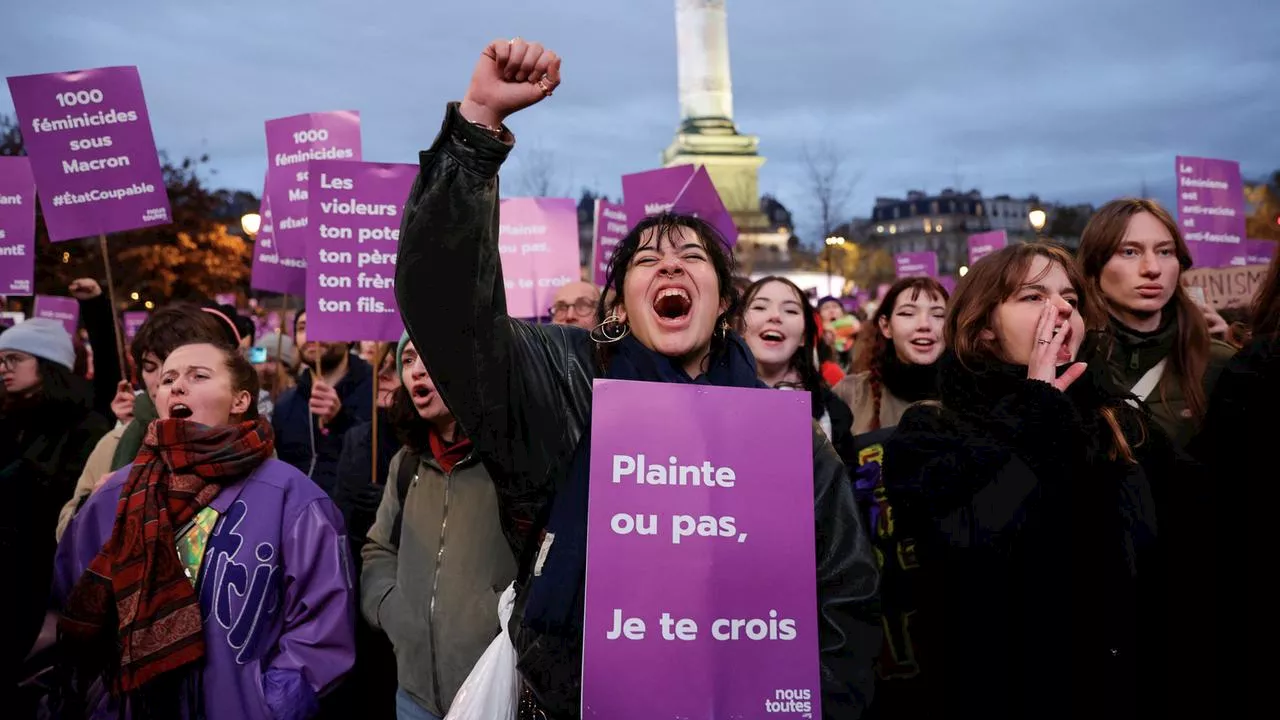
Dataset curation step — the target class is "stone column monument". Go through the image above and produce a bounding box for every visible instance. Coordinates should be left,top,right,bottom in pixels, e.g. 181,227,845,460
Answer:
663,0,781,256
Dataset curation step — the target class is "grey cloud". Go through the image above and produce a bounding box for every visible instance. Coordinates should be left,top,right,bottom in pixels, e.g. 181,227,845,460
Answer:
3,0,1277,241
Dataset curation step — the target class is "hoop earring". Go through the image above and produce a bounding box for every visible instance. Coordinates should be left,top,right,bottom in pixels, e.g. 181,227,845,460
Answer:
590,315,630,344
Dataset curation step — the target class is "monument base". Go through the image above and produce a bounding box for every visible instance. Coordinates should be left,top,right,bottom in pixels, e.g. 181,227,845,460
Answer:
664,125,779,259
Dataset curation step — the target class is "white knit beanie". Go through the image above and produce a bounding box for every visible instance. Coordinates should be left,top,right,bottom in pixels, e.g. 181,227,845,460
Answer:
0,318,76,370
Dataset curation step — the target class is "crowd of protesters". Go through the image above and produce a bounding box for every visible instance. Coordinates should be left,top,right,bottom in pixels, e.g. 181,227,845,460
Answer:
0,35,1272,720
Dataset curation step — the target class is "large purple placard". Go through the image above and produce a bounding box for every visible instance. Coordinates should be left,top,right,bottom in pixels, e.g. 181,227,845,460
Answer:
622,165,738,247
582,380,821,718
592,199,628,286
34,295,79,336
967,229,1007,267
6,66,170,242
1246,238,1277,266
895,251,938,278
122,310,149,342
498,198,581,319
304,160,414,342
0,156,37,295
250,192,305,295
264,111,361,258
1175,156,1246,268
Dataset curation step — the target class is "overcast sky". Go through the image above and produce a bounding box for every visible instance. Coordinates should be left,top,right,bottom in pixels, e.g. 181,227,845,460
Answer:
4,0,1278,240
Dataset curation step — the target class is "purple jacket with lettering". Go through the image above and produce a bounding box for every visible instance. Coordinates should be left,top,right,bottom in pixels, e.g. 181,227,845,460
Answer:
53,458,357,720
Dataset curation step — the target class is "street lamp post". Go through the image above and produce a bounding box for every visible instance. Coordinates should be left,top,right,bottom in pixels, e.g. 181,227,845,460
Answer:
824,235,846,296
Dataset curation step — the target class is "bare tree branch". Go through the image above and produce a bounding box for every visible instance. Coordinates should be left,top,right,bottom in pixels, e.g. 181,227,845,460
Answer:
509,141,571,197
802,142,862,239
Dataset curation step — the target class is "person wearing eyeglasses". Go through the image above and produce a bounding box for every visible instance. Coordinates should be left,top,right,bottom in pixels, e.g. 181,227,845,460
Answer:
547,281,600,329
0,319,109,711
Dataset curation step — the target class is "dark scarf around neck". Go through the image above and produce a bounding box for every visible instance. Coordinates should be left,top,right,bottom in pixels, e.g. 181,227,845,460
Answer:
61,417,275,711
521,332,763,634
879,351,941,403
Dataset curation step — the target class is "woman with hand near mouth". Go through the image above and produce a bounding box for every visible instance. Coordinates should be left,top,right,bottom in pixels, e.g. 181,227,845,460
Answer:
881,243,1175,719
1079,198,1236,448
739,276,856,465
54,342,355,720
395,37,880,720
833,278,948,434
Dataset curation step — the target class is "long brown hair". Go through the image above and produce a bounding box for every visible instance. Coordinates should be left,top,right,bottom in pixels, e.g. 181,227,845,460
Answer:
948,242,1138,462
736,276,824,397
948,243,1107,368
1078,198,1211,422
853,277,949,430
1252,249,1280,337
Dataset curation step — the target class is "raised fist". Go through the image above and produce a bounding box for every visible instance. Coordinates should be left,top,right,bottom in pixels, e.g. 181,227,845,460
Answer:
68,278,103,300
460,38,561,129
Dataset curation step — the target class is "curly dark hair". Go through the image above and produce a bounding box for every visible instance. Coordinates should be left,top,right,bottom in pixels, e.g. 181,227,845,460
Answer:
595,213,740,374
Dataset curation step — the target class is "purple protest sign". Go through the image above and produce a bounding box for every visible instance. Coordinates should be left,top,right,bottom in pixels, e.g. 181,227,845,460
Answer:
895,251,938,279
939,275,958,295
582,380,821,718
34,295,79,336
1175,156,1246,268
250,192,306,295
1246,238,1277,266
967,229,1007,267
6,66,170,242
122,310,149,342
264,111,361,258
304,160,414,342
592,199,628,286
622,165,738,247
0,156,36,295
498,198,582,319
622,166,691,218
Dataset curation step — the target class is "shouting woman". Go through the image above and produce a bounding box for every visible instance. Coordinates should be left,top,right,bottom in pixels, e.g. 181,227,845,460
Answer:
394,38,880,720
54,342,355,719
738,276,856,464
882,243,1178,719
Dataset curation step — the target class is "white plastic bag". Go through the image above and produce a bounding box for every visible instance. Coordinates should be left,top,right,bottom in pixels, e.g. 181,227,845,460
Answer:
444,582,519,720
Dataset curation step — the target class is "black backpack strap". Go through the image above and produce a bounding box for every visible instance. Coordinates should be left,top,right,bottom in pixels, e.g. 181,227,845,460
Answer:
389,450,419,548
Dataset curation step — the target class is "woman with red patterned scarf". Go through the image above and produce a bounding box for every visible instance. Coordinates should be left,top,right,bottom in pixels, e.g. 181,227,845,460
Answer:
53,341,355,719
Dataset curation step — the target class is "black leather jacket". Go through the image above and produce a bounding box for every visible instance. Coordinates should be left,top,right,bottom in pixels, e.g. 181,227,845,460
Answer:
396,103,881,719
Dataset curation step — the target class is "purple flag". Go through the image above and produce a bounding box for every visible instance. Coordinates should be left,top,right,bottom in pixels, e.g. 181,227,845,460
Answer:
264,111,361,258
0,156,36,295
592,199,628,286
1175,156,1246,268
967,230,1007,266
250,191,305,295
895,251,939,279
622,165,738,247
498,198,582,319
304,160,415,342
6,66,170,242
34,295,79,336
122,310,149,342
1246,238,1277,266
582,380,821,718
